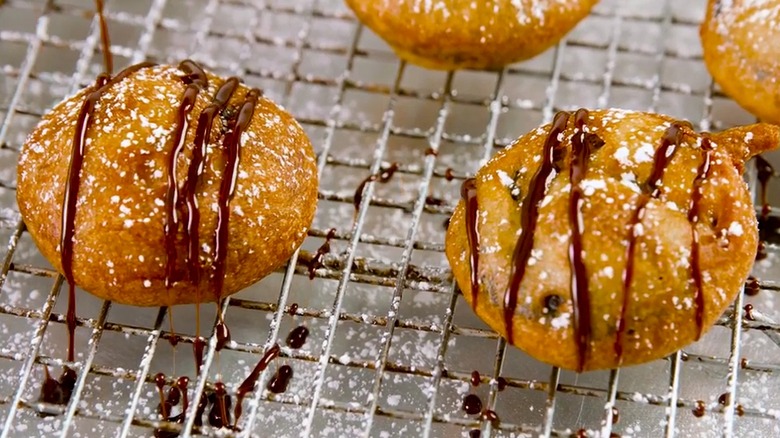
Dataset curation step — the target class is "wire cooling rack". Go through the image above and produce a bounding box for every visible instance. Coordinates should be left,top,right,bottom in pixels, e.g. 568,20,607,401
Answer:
0,0,779,436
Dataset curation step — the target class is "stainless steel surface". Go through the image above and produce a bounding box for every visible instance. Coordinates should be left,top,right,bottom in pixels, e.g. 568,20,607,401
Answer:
0,0,779,437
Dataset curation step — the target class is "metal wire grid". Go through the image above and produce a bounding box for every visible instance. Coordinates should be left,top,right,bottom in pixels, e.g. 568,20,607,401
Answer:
0,0,778,437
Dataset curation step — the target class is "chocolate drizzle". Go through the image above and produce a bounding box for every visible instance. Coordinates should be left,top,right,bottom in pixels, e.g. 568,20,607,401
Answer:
164,60,209,289
215,321,231,351
60,62,153,366
567,109,597,371
233,344,281,427
687,136,714,340
503,111,571,345
308,228,336,279
286,326,309,349
94,0,113,75
267,365,293,393
353,162,400,214
616,122,686,362
461,178,481,310
212,88,262,304
756,155,774,220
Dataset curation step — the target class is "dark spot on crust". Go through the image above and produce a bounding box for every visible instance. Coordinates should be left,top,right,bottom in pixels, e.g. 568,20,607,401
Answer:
542,294,563,315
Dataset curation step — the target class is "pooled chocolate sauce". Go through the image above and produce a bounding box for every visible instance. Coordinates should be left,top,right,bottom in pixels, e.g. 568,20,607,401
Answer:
267,365,293,394
462,394,482,415
215,321,231,351
183,77,240,286
38,366,77,412
286,326,309,349
687,137,714,340
212,88,262,303
308,228,336,279
461,178,481,310
60,61,153,366
567,109,597,371
503,111,571,345
208,382,232,428
353,162,400,214
692,400,706,417
164,60,209,289
616,122,686,362
745,277,760,296
233,344,281,427
470,370,481,387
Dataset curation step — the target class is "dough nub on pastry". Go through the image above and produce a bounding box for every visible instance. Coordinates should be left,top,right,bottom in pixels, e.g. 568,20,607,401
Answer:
345,0,600,70
445,108,778,371
701,0,780,124
17,61,318,307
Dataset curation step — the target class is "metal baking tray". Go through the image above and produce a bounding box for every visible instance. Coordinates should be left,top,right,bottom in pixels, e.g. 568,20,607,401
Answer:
0,0,778,436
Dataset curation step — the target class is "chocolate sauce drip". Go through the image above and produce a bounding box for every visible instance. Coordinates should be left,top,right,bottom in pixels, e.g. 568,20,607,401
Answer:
60,62,154,365
462,394,482,415
615,122,686,363
756,155,774,219
692,400,706,417
461,178,481,310
215,321,231,351
567,108,598,371
38,366,77,412
503,111,571,345
288,302,299,315
496,377,507,391
687,137,714,340
469,430,481,438
94,0,113,75
744,303,755,321
745,277,760,296
718,392,731,406
736,404,745,416
425,196,447,206
267,365,293,394
286,326,309,349
233,344,281,427
183,77,240,286
481,409,499,424
212,88,261,303
193,337,205,373
740,357,749,369
353,162,400,214
756,240,768,261
154,373,169,419
425,147,438,156
164,61,209,289
308,228,336,279
470,370,481,387
445,168,455,181
208,382,232,428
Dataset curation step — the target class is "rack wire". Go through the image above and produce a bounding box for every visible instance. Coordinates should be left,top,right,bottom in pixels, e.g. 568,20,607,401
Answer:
0,0,779,436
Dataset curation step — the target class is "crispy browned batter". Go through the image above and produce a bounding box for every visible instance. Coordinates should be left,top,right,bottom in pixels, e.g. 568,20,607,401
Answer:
445,109,778,371
17,65,318,306
346,0,600,70
701,0,780,124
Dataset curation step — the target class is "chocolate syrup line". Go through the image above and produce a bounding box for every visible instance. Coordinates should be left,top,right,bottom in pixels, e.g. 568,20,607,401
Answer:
233,343,281,427
688,137,713,340
94,0,113,75
308,228,336,279
212,88,261,306
183,77,240,287
503,111,571,345
461,178,480,310
756,155,775,220
60,62,154,364
352,162,400,216
615,122,686,362
567,109,594,372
